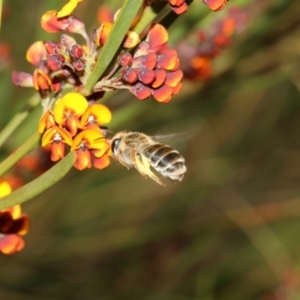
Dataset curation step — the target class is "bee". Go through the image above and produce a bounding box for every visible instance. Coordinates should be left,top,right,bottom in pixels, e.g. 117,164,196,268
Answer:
110,131,187,186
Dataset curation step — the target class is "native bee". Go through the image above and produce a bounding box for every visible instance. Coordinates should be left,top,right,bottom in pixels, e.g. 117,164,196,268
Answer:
110,131,187,186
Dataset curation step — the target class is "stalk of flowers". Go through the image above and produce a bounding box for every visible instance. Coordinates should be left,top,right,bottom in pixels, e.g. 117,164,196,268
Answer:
10,1,187,172
2,0,234,208
115,23,183,103
12,8,184,104
0,180,29,255
176,7,249,80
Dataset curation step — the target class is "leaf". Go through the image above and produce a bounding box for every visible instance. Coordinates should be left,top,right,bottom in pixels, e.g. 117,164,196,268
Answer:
0,152,76,210
84,0,144,93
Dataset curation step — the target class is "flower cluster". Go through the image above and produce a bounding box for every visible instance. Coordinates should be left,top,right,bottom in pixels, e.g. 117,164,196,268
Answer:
118,24,183,103
2,0,245,255
11,8,138,103
0,181,29,255
177,8,249,80
146,0,228,15
12,4,185,105
39,92,112,170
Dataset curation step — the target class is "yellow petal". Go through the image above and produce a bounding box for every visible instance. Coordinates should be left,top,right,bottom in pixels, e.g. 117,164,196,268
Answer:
53,92,88,125
81,103,112,126
71,129,105,151
10,205,21,219
56,0,83,18
38,110,55,133
124,31,140,48
0,181,11,198
41,126,72,147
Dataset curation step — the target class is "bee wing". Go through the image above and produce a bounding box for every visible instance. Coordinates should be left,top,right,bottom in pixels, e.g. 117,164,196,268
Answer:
152,128,200,141
151,128,200,150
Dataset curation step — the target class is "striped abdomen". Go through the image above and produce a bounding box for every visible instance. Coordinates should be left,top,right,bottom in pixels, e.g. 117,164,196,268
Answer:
142,143,187,181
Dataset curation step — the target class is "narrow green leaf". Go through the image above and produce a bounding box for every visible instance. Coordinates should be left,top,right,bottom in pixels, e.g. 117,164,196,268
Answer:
132,2,167,35
0,131,40,177
0,94,40,148
0,152,76,210
84,0,144,93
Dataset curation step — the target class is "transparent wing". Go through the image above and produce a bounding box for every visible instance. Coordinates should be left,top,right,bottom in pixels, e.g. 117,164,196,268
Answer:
151,128,200,149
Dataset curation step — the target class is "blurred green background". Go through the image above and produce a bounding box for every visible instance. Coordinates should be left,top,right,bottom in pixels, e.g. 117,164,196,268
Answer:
1,0,300,299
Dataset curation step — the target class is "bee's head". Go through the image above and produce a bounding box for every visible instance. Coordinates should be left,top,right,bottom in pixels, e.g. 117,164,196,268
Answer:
111,132,126,156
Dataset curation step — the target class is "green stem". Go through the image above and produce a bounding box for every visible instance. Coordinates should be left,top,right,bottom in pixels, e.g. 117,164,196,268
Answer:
84,0,144,93
0,152,76,210
132,2,167,34
0,131,40,177
0,94,40,148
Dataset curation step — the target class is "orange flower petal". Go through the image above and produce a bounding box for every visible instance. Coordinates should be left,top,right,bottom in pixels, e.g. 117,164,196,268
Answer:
139,69,155,85
97,5,114,24
51,142,66,161
165,69,183,87
38,110,56,133
152,69,166,88
151,85,173,102
26,41,47,66
33,69,51,91
0,234,24,255
141,52,157,70
92,154,110,169
122,68,138,83
131,83,151,100
74,149,92,170
172,3,188,14
41,10,65,33
157,49,178,70
147,24,168,50
172,82,182,95
93,22,113,46
66,117,80,137
203,0,227,11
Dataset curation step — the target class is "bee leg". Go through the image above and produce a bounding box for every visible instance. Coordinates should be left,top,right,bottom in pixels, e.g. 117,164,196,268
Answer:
116,154,130,170
131,151,165,186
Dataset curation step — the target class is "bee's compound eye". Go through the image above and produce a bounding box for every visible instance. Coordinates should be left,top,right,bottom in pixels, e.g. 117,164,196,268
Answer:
111,138,121,154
